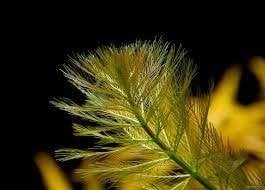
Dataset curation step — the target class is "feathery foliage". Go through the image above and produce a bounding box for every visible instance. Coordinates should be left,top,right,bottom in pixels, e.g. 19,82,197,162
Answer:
52,40,263,189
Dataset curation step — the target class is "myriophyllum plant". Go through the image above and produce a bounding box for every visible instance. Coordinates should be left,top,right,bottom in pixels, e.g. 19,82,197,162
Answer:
52,40,263,189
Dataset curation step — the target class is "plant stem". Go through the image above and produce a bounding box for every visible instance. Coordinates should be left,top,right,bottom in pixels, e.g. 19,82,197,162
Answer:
121,72,215,189
133,107,216,190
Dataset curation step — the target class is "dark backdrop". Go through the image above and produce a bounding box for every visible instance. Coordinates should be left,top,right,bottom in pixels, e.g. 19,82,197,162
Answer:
2,1,265,189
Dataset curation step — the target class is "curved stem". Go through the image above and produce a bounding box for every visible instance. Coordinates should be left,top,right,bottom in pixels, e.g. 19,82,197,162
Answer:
119,70,215,189
132,106,216,190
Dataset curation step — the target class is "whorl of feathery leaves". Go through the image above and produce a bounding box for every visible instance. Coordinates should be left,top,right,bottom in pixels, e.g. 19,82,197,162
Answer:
52,40,263,189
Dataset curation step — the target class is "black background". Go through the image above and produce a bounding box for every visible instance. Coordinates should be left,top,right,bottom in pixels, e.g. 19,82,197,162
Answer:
2,1,265,189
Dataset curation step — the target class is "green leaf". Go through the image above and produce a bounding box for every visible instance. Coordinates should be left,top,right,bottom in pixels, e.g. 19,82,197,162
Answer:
53,39,263,189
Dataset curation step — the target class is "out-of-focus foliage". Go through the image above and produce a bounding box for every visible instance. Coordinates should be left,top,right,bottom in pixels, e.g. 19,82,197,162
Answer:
35,44,265,189
208,60,265,163
34,152,72,190
250,57,265,94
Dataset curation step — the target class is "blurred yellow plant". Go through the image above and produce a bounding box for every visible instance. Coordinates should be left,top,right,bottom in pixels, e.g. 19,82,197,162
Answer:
34,152,72,190
250,57,265,94
35,44,265,189
209,62,265,160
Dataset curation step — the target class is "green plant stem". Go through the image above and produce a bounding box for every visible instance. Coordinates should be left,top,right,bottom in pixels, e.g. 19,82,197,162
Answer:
120,71,215,189
132,106,216,190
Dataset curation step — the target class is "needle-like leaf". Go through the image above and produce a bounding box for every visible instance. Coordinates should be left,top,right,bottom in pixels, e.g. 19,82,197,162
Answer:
53,40,263,189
